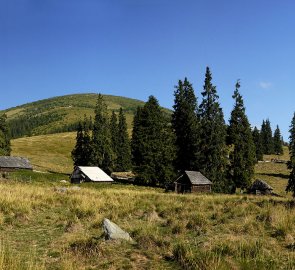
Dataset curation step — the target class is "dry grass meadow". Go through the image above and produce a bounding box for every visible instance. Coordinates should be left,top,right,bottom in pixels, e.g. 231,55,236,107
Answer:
2,137,294,269
0,172,294,270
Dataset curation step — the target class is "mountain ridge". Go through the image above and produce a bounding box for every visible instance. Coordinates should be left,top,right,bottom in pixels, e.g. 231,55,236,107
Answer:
2,93,154,138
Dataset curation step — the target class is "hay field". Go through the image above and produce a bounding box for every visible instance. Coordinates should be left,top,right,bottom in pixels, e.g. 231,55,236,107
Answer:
0,171,294,270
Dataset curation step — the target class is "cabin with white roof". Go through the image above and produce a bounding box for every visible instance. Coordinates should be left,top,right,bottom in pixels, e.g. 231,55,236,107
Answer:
70,166,114,184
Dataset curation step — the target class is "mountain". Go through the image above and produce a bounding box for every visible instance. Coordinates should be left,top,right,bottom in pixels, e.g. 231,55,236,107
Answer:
4,93,147,138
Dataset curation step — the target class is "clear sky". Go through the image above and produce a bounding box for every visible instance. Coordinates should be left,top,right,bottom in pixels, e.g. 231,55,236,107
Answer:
1,0,294,139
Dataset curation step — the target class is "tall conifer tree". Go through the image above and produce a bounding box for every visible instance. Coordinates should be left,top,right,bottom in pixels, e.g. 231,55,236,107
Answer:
116,108,132,171
286,113,295,197
273,125,283,155
172,78,199,171
72,122,84,166
198,67,227,192
131,96,176,186
0,114,11,156
91,94,114,174
131,106,144,169
261,119,274,154
252,127,264,161
71,116,93,166
110,111,119,164
227,80,256,190
82,115,93,165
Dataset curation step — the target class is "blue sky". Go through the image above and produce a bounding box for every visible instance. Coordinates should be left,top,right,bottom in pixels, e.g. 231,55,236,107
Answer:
0,0,294,139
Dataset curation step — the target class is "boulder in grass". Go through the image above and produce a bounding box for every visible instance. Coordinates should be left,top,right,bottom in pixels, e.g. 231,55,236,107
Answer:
103,218,132,242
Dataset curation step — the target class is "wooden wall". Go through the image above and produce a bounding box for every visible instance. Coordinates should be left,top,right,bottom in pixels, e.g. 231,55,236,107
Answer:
191,184,211,193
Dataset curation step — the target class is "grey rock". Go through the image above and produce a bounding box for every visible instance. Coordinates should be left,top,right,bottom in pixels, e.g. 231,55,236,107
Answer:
55,187,68,193
103,218,132,241
70,186,81,191
60,180,68,183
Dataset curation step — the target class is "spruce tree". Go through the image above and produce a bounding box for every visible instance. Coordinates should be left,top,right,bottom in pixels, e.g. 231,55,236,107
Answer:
110,111,119,165
261,119,274,154
71,116,93,166
286,113,295,197
116,108,132,171
227,80,256,191
82,115,93,165
131,106,144,169
198,67,227,192
0,114,11,156
172,78,199,171
273,125,283,155
131,96,176,186
252,127,264,161
71,121,84,166
91,94,114,174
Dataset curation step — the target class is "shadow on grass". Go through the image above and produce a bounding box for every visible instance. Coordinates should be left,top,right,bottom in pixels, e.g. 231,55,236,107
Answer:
257,173,289,179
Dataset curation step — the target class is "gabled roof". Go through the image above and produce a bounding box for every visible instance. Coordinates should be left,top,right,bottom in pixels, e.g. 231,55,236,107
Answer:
0,156,32,170
77,166,114,182
249,179,273,191
176,171,212,185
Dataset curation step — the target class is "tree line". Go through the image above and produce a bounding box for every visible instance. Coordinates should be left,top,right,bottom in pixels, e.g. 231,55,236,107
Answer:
252,119,284,161
0,114,11,156
72,67,287,194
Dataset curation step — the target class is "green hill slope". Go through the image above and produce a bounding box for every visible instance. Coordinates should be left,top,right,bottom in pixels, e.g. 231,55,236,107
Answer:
12,132,75,173
4,93,147,138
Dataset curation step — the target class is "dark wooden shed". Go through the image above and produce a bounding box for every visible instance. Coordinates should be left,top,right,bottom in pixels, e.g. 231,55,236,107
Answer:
174,171,212,193
0,156,32,172
248,179,273,195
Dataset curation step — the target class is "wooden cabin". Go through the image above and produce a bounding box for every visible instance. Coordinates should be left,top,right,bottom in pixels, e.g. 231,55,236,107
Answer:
248,179,273,195
0,156,32,172
174,171,212,193
70,166,114,184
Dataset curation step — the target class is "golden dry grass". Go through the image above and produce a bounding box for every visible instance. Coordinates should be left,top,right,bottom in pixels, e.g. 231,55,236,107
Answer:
0,175,294,269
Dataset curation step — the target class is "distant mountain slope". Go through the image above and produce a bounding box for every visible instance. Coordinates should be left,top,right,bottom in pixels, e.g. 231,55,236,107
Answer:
4,93,147,138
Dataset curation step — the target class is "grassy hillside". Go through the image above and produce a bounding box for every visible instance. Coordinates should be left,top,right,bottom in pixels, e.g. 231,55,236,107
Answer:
4,93,148,138
0,171,294,269
12,132,76,173
254,147,290,196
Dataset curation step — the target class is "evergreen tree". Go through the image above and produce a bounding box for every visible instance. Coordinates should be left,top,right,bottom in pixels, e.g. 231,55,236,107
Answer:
252,127,264,161
71,122,84,166
0,114,11,156
227,80,256,190
198,67,228,192
286,113,295,197
131,106,144,169
172,78,199,171
273,125,283,155
82,115,93,165
131,96,176,186
110,111,119,164
116,108,132,171
71,116,93,166
91,94,114,174
261,119,274,154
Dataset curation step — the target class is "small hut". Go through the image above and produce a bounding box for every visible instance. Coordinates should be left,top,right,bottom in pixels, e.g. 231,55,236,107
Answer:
174,171,212,193
0,156,32,172
111,172,135,183
70,166,114,184
248,179,273,195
